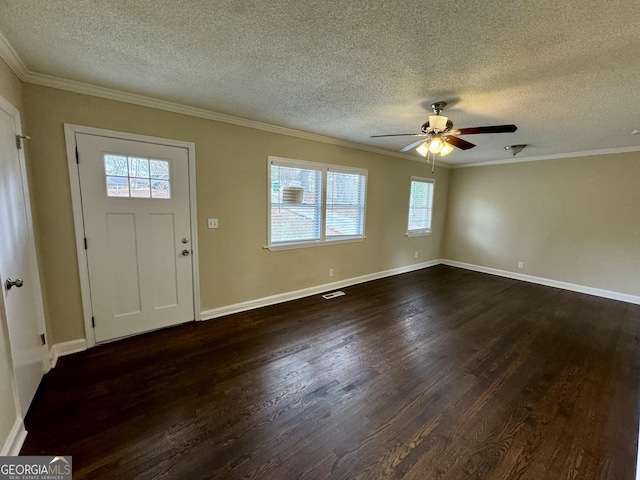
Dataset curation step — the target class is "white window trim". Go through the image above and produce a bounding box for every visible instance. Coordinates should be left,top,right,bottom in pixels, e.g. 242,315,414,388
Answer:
406,230,432,237
267,156,368,250
265,236,367,251
406,176,435,237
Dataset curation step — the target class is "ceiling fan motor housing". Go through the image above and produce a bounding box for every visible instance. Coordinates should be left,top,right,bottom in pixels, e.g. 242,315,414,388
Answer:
421,101,450,133
421,118,453,134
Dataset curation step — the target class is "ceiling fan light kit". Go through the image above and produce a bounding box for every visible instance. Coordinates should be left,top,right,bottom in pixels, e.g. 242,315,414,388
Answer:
416,142,430,157
440,142,454,156
372,101,518,168
429,136,444,153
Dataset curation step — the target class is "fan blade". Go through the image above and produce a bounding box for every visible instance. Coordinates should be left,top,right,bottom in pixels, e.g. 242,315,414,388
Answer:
450,124,518,135
400,139,428,152
445,135,476,150
370,133,426,138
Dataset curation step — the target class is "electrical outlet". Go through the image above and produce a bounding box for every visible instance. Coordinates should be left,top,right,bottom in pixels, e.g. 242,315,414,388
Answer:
518,261,524,269
208,218,218,229
414,251,419,258
329,268,334,277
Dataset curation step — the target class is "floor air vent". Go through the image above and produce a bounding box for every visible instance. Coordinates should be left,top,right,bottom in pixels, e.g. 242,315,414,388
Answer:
322,291,345,299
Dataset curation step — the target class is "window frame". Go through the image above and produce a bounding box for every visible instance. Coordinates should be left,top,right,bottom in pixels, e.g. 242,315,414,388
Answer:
267,156,368,250
406,176,435,237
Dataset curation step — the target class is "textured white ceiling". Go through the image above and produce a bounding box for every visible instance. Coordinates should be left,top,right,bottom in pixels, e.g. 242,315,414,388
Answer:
1,0,639,164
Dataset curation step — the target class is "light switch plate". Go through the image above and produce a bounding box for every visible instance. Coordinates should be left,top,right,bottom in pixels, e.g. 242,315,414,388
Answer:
208,218,218,229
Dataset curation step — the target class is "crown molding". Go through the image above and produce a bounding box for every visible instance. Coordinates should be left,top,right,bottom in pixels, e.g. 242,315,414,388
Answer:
0,29,28,81
17,30,636,170
28,69,448,165
0,28,637,171
451,146,640,168
0,31,439,166
2,36,634,171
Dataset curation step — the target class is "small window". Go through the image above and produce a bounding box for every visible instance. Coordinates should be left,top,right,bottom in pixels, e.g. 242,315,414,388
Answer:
407,177,434,236
105,154,171,199
268,157,367,248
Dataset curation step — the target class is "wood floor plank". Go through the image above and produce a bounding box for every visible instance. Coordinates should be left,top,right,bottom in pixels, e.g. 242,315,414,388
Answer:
21,265,640,479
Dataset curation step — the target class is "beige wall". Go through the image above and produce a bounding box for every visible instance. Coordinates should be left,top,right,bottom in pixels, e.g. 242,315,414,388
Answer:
23,84,449,344
0,57,24,451
17,79,640,349
443,153,640,296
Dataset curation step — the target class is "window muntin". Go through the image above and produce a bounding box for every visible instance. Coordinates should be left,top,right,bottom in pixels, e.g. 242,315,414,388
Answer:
105,154,171,199
407,177,435,235
268,157,367,248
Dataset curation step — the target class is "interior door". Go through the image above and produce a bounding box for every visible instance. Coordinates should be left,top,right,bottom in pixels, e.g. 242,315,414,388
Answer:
76,134,194,342
0,97,47,416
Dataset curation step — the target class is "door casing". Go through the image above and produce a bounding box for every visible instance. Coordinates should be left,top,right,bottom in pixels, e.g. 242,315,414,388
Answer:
64,124,201,348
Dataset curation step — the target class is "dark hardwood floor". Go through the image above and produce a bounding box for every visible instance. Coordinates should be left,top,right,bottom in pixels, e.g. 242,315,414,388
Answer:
21,265,640,479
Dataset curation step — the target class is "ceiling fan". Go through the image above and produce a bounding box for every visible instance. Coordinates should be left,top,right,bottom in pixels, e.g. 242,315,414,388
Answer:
372,101,517,171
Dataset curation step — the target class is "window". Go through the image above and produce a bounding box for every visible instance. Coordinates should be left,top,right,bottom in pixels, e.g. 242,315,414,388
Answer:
407,177,435,235
104,154,171,199
326,170,366,239
268,157,367,248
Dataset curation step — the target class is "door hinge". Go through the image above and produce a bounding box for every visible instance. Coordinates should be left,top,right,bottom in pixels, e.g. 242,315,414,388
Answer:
16,134,30,150
84,238,87,250
91,316,95,328
75,146,79,164
40,333,46,345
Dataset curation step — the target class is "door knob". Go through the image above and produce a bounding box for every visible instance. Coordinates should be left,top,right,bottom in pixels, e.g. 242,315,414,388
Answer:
181,249,190,256
5,278,24,290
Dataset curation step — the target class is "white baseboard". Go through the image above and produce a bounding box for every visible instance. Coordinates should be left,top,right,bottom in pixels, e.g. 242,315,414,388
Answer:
49,338,88,369
1,418,26,456
53,259,636,353
442,259,640,305
201,259,442,320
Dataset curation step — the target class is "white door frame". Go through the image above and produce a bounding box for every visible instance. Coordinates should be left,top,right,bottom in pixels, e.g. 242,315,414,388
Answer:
64,124,201,348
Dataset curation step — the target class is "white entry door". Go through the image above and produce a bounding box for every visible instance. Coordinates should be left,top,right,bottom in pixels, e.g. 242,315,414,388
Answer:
76,133,195,342
0,97,47,416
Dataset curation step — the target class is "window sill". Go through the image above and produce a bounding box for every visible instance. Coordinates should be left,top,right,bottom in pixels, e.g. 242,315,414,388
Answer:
405,231,432,237
265,236,366,251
